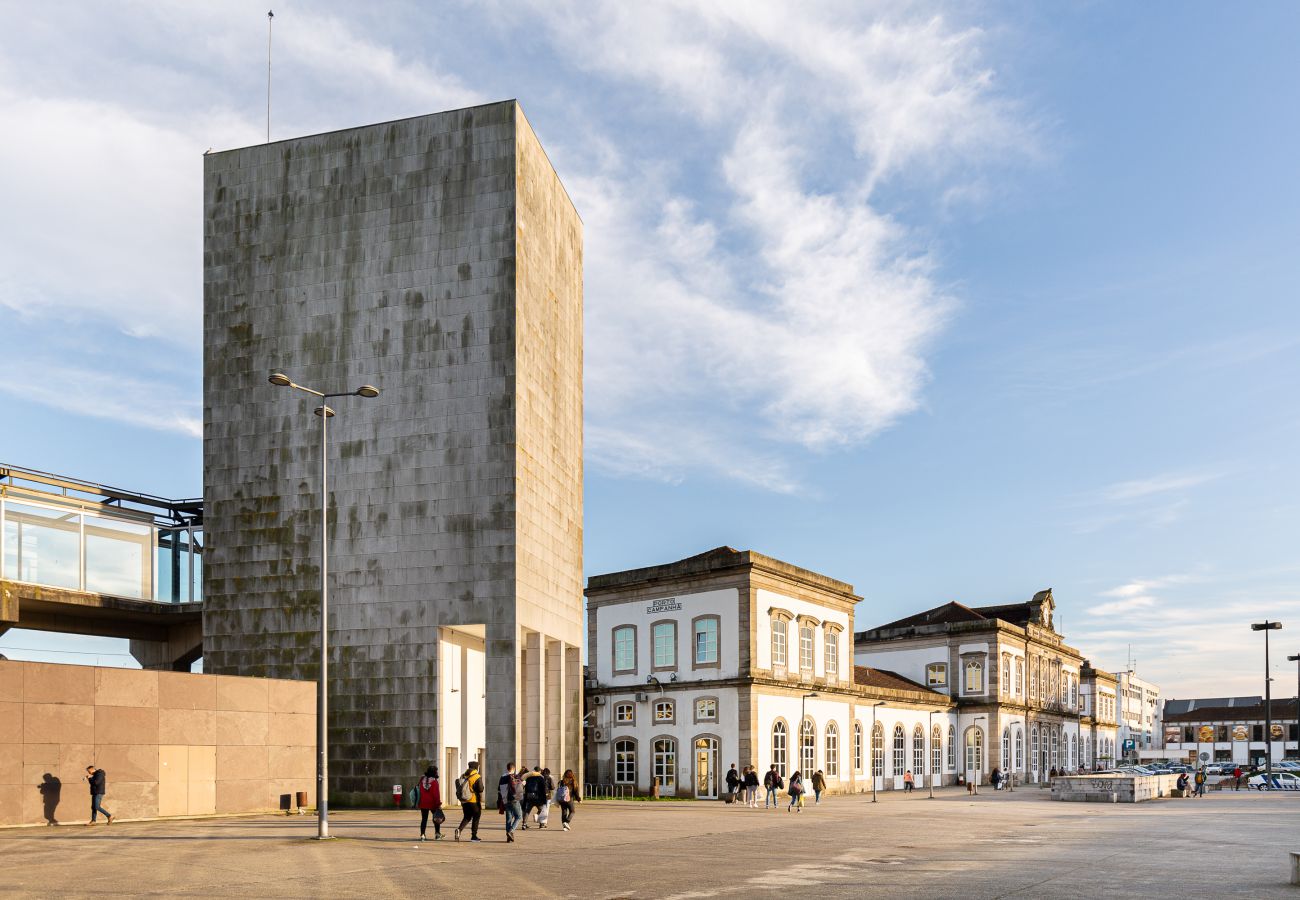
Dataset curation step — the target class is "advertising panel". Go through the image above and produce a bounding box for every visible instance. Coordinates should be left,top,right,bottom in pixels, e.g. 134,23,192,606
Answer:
1232,725,1248,741
1197,725,1215,742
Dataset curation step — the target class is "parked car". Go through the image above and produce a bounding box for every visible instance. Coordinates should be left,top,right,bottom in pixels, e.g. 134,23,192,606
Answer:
1248,772,1300,791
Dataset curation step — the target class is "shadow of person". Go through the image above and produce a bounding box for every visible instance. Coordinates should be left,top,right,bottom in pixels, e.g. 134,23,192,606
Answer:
38,773,62,825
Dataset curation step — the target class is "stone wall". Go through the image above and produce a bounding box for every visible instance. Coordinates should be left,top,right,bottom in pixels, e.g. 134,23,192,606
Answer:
1051,773,1180,803
0,660,315,827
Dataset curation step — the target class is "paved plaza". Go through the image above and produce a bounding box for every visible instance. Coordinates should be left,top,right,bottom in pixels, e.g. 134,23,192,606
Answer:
2,788,1297,898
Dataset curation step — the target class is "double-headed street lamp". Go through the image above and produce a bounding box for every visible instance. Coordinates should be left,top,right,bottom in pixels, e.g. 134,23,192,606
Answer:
269,372,380,840
1251,620,1282,789
870,701,885,803
1289,654,1300,760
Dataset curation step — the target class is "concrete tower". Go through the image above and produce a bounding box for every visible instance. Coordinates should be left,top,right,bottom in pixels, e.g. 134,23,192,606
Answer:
202,101,583,804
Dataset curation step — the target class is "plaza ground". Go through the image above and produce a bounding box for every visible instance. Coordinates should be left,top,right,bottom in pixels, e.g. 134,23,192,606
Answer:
2,787,1298,898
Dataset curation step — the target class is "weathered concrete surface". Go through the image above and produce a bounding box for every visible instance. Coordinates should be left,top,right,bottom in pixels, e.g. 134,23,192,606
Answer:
1053,773,1180,802
2,788,1299,897
202,101,582,804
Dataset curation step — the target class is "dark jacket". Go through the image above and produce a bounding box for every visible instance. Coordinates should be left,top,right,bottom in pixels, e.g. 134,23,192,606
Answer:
764,770,778,789
88,769,106,795
524,773,546,800
744,770,760,788
725,768,740,789
499,773,520,804
811,772,827,791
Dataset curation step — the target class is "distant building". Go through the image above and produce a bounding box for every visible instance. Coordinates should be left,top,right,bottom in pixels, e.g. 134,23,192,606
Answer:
1162,696,1299,766
854,590,1091,783
1079,662,1119,768
584,548,957,797
1116,670,1162,761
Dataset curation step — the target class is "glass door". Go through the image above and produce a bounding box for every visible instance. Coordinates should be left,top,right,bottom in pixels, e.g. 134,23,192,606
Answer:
695,738,718,798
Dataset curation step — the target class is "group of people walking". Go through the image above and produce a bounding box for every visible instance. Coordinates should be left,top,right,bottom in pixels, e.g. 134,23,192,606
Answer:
723,764,828,811
411,760,581,844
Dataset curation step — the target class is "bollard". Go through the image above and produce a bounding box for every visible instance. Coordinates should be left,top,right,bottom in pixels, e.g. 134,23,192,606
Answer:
296,791,309,814
1291,852,1300,886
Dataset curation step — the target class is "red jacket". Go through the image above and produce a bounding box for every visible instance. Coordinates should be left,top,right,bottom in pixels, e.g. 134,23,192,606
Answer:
417,776,441,810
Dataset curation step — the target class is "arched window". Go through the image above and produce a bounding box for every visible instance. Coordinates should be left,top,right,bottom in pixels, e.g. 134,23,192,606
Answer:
1002,728,1011,771
1015,658,1024,695
825,722,839,777
912,725,925,775
964,658,984,694
652,737,676,788
1051,729,1060,770
872,722,885,777
1070,676,1078,709
1002,655,1011,695
947,725,956,770
800,719,816,774
1070,734,1077,770
853,722,864,772
614,739,636,784
965,727,984,774
892,724,906,776
932,725,943,775
1031,726,1039,773
1015,727,1024,771
772,720,788,773
771,617,788,668
1030,658,1039,698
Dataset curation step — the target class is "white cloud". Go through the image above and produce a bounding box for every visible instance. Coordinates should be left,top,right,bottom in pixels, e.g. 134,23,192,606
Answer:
1100,471,1223,503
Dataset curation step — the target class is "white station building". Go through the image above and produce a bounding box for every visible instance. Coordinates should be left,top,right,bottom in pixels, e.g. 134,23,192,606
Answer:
584,548,959,798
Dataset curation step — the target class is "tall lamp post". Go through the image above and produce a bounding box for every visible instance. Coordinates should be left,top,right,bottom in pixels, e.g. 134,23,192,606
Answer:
1251,621,1282,789
269,372,380,840
1289,654,1300,763
870,701,885,803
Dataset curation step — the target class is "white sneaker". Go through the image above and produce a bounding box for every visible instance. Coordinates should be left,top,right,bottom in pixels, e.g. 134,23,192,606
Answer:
562,823,569,832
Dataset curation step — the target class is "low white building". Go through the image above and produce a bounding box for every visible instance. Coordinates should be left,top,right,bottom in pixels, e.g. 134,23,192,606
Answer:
1116,670,1162,762
584,548,958,797
1162,697,1299,766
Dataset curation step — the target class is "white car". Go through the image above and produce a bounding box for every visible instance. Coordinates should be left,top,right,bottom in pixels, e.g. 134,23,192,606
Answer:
1248,772,1300,791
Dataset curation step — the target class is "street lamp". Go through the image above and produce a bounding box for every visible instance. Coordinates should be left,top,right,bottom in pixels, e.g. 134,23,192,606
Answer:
1289,654,1300,763
1251,621,1282,788
269,372,380,840
870,701,885,803
971,715,987,794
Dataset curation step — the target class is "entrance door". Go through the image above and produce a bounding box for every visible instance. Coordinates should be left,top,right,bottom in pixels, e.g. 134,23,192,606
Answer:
694,738,718,798
445,747,459,801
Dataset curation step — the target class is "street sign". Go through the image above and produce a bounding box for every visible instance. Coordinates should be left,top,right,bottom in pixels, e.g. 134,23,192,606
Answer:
1199,752,1210,761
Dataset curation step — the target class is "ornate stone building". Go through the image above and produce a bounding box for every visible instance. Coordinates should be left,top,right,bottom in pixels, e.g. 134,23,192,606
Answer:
854,590,1089,783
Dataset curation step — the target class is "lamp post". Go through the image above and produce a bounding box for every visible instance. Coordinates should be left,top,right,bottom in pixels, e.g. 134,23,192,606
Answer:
927,710,936,799
870,701,885,803
1289,654,1300,762
971,715,987,794
1251,621,1282,788
269,372,379,840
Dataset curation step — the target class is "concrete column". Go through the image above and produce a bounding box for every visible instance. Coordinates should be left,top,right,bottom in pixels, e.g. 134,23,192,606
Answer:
546,638,563,770
524,630,543,766
129,620,203,671
565,644,582,781
483,619,519,784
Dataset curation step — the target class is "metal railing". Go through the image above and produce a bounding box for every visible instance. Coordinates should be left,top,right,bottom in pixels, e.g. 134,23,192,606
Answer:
583,783,632,800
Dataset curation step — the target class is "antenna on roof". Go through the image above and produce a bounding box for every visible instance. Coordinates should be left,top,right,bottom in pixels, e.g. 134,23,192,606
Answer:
266,10,274,143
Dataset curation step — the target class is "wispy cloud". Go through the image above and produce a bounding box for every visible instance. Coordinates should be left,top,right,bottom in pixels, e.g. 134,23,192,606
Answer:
1070,467,1225,534
1099,471,1222,503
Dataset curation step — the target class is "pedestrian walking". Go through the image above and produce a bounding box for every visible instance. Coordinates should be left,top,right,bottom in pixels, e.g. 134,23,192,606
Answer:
763,765,781,808
812,769,827,803
415,765,444,841
787,771,804,812
85,766,112,826
991,767,1003,791
1194,768,1207,797
743,765,760,807
725,763,740,803
1233,766,1243,791
521,765,545,828
499,763,524,843
537,767,555,828
555,769,581,832
454,761,484,842
903,769,914,793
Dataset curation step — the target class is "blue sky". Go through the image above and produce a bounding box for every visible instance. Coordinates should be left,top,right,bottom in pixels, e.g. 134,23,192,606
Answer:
1,1,1297,697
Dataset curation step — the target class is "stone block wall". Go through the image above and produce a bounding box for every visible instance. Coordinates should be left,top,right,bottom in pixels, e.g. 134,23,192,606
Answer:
0,660,315,826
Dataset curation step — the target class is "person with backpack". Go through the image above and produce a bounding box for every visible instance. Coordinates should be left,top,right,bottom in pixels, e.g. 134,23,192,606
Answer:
454,761,483,842
537,767,555,828
786,770,804,812
499,762,523,843
521,765,546,829
85,765,112,826
555,769,581,832
743,765,760,807
415,765,444,841
763,765,780,808
725,763,740,803
1194,768,1207,797
812,769,827,803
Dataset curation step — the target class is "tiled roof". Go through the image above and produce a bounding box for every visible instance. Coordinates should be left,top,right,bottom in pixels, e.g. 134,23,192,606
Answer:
1164,698,1298,723
853,665,935,694
866,602,989,632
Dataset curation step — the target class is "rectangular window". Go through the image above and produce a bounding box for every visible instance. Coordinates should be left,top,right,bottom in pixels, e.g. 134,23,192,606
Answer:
653,739,676,788
825,633,838,678
772,618,787,667
654,700,675,723
614,703,634,724
693,618,719,666
926,663,947,687
695,698,717,722
653,621,677,669
614,740,636,784
613,626,636,673
799,625,814,670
